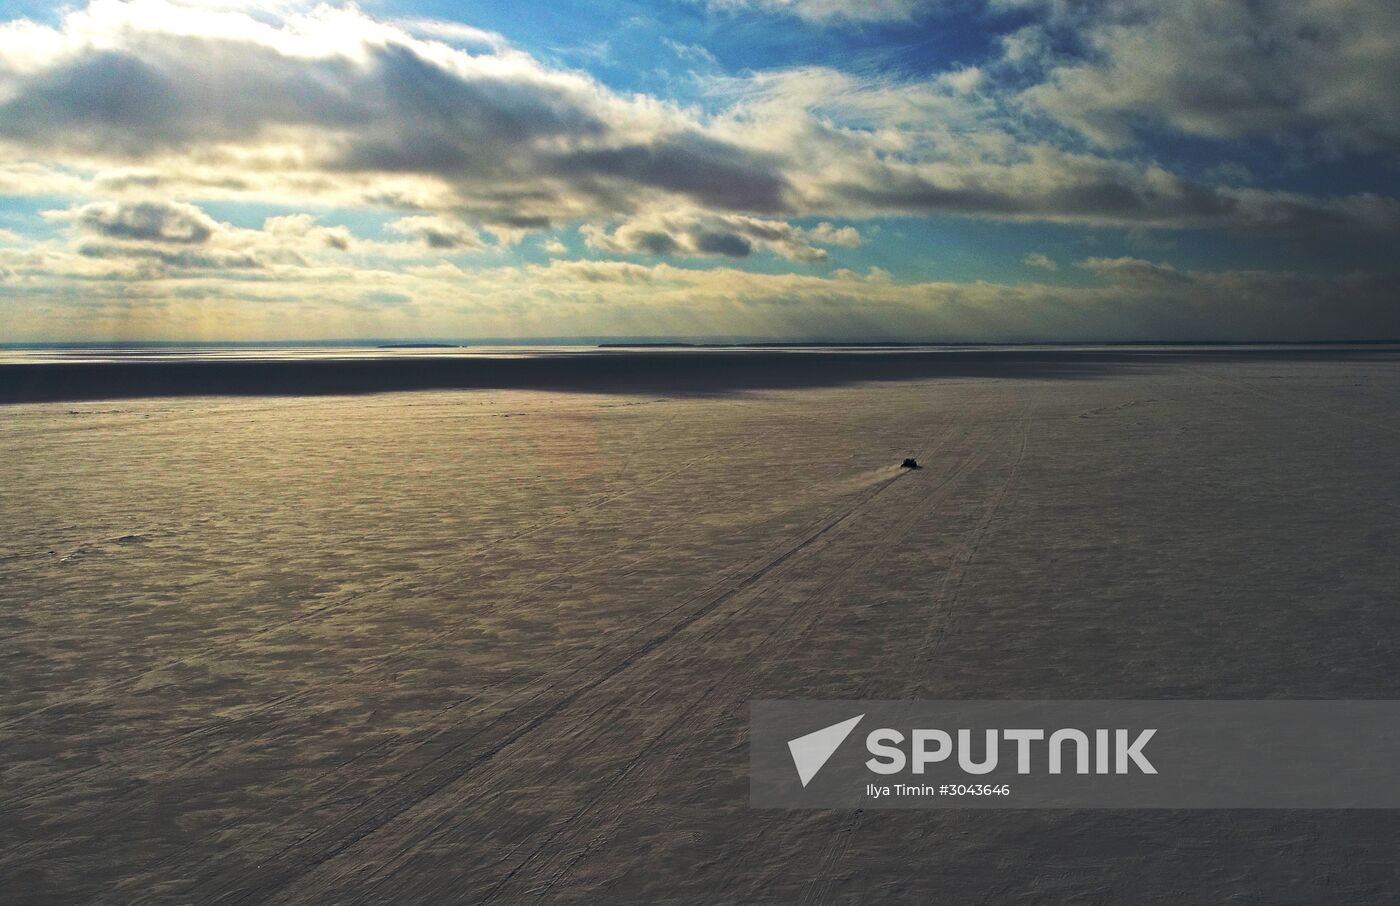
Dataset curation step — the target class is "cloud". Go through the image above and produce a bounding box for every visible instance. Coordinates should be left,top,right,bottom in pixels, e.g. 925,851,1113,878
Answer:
1,0,1398,347
6,230,1397,342
819,147,1400,232
1019,0,1400,156
1079,256,1191,285
264,213,352,251
705,65,1400,235
807,223,862,247
387,215,486,251
582,211,861,261
706,0,925,23
393,18,508,51
75,242,264,270
51,200,218,244
1023,252,1057,271
30,199,456,277
0,1,1394,243
0,0,789,225
662,38,718,67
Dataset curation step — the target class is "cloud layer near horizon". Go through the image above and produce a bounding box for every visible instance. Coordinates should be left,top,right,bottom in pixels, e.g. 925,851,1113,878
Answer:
6,228,1396,342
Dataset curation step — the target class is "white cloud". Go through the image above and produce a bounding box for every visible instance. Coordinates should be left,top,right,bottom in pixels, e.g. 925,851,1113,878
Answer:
807,223,862,247
393,17,508,51
1020,0,1400,155
1079,256,1190,285
706,0,925,23
264,213,352,251
1023,252,1057,271
387,215,487,251
662,37,718,67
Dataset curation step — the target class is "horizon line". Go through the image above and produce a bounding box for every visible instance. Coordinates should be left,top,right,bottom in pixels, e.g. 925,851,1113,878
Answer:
5,338,1400,350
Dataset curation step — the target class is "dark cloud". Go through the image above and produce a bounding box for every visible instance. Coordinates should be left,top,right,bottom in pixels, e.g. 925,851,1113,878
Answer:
1022,0,1400,155
583,211,854,260
76,242,265,269
552,136,790,214
68,201,217,244
0,43,367,154
0,18,789,222
386,216,486,250
693,231,753,256
47,202,345,272
631,231,682,255
423,230,469,250
829,154,1400,234
490,214,555,229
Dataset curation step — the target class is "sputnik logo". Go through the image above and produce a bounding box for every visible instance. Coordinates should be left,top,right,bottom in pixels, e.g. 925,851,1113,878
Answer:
787,714,864,787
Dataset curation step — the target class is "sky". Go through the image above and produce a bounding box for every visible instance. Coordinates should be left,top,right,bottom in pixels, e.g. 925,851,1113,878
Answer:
0,0,1397,342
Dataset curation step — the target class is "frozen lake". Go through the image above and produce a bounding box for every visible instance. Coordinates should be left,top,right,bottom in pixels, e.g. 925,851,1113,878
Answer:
2,346,1398,902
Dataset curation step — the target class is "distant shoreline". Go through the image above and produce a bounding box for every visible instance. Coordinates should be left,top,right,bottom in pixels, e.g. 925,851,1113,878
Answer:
3,345,1397,405
597,340,1400,349
3,338,1400,351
